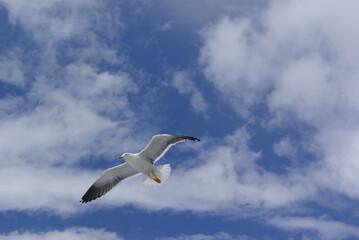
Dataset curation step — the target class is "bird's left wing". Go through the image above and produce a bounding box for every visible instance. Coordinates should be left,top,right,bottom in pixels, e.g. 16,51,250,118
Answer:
81,163,140,203
138,134,200,164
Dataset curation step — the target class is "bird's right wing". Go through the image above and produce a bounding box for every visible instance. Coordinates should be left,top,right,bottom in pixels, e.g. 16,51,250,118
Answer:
81,163,140,203
138,134,200,164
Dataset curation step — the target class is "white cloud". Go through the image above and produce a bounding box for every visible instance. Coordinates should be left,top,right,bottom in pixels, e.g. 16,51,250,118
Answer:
0,55,25,86
0,165,96,214
190,91,207,113
199,17,271,116
199,0,359,117
0,0,147,160
0,0,121,66
62,63,137,117
199,0,359,210
159,21,172,31
0,63,147,214
273,137,297,159
172,70,207,114
268,54,339,127
172,71,195,94
0,65,139,167
0,0,150,215
157,232,253,240
265,0,359,200
0,96,24,118
0,0,96,40
271,216,359,240
0,227,123,240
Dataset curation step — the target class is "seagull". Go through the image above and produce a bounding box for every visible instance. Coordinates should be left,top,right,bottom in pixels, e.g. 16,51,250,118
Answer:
80,134,200,203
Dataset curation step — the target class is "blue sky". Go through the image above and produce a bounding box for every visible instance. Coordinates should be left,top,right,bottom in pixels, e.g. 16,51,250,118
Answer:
1,0,359,239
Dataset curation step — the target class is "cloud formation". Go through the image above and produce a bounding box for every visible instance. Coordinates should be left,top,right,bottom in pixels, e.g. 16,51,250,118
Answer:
0,55,25,86
273,136,297,159
157,232,253,240
0,0,147,214
271,216,359,240
1,0,359,239
199,0,359,197
0,228,123,240
172,70,207,114
198,0,359,236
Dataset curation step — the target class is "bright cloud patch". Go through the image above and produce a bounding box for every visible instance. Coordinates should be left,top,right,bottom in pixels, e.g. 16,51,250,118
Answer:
200,0,359,195
198,0,359,237
157,232,253,240
271,217,359,240
172,70,207,114
0,55,25,86
273,137,297,159
0,228,122,240
0,0,146,214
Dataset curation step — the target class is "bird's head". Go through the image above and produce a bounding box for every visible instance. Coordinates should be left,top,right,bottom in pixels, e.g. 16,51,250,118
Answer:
118,153,130,160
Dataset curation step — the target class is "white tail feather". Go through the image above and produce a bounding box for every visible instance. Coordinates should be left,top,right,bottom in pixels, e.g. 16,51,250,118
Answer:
143,164,171,186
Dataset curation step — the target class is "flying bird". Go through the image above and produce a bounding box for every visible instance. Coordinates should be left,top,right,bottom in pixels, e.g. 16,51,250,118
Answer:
80,134,200,203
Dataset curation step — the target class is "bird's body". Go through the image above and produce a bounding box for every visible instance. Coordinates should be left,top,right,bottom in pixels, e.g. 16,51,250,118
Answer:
123,153,154,174
81,134,200,203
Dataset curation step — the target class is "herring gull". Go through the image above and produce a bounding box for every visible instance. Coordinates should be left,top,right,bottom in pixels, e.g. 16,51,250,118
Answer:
80,134,200,203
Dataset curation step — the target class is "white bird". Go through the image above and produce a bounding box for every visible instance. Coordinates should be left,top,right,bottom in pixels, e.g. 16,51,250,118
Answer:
80,134,200,203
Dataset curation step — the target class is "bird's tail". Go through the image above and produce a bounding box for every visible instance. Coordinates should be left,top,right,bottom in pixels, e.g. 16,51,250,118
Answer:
142,164,171,186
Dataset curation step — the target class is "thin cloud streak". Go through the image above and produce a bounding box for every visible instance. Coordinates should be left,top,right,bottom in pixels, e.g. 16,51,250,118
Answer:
270,216,359,240
0,227,123,240
172,70,207,114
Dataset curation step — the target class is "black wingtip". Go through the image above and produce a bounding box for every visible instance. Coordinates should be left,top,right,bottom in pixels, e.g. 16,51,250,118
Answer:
80,198,93,204
80,185,99,203
183,136,200,142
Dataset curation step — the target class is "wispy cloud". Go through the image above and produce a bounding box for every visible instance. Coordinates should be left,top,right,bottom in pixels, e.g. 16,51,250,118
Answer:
270,216,359,240
158,21,172,31
0,55,25,86
273,136,297,159
157,232,254,240
0,0,149,215
194,0,359,238
0,227,123,240
199,0,359,209
171,70,207,114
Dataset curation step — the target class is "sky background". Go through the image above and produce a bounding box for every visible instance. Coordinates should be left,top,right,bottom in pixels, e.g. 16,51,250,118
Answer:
1,0,359,239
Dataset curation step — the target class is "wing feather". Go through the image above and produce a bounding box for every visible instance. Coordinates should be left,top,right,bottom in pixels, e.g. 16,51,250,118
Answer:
81,163,140,203
138,134,200,164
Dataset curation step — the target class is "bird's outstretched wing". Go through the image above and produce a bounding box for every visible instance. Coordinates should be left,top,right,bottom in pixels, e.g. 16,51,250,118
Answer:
138,134,200,164
81,163,140,203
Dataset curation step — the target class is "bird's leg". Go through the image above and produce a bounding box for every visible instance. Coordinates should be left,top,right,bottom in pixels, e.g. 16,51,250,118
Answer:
149,171,161,183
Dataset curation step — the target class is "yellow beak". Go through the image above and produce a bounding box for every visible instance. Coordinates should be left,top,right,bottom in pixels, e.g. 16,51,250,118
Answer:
118,156,123,159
